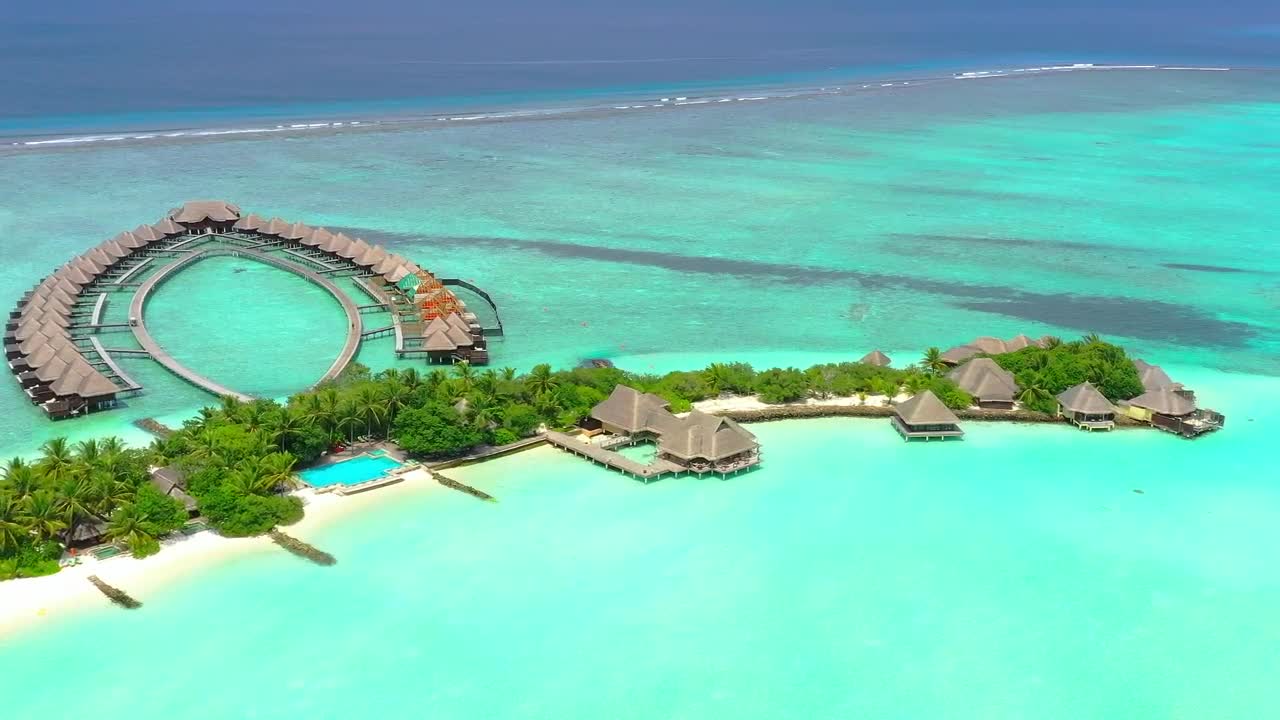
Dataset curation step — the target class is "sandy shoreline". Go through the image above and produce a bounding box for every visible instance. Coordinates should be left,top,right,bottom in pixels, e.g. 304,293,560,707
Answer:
0,468,444,640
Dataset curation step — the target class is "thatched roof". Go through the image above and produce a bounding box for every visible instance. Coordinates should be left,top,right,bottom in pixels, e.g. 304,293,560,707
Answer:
169,200,241,224
261,217,291,237
590,385,670,434
947,358,1018,399
658,410,758,461
1056,382,1114,415
859,350,891,367
152,218,186,236
322,232,352,254
444,324,474,347
150,466,197,511
1005,334,1035,351
113,231,147,250
338,238,370,260
372,255,402,275
894,390,961,426
357,245,389,268
384,265,412,284
280,221,312,241
422,330,456,351
301,228,332,247
444,313,472,333
940,344,981,364
1127,387,1195,416
97,239,129,260
1133,359,1177,392
232,213,267,231
970,336,1008,354
132,224,163,243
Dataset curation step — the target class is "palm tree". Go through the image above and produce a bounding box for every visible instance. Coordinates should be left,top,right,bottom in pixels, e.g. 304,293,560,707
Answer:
74,438,102,466
381,380,410,424
355,387,387,437
475,369,499,397
98,436,126,456
425,369,449,397
0,492,27,554
57,476,99,549
452,361,476,395
219,395,247,421
36,438,76,484
105,503,155,552
1042,336,1063,349
272,408,310,451
1081,333,1102,346
89,475,132,521
2,458,42,502
921,347,948,375
1017,374,1053,409
259,453,297,491
500,367,517,382
336,402,362,443
22,489,67,542
525,363,559,398
188,407,219,434
401,367,422,392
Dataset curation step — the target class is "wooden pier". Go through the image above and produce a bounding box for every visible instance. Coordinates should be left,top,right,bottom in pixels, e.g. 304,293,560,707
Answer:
545,431,682,482
112,258,153,285
88,293,108,325
129,247,364,401
87,337,143,392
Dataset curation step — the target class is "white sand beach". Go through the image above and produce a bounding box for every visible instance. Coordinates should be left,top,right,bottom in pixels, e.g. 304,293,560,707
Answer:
693,393,900,413
0,467,442,640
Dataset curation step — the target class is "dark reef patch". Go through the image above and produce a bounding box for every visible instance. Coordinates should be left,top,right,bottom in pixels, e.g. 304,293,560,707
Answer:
1161,263,1252,274
341,228,1257,349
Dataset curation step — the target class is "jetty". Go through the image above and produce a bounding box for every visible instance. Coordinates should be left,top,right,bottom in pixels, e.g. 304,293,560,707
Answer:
435,472,497,501
546,431,684,482
269,529,336,566
88,575,142,609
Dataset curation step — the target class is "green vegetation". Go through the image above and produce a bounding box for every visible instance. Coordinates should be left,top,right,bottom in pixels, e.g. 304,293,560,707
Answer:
0,438,184,578
991,337,1145,413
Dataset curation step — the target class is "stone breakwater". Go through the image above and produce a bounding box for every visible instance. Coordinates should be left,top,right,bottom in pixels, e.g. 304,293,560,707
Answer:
719,403,1142,427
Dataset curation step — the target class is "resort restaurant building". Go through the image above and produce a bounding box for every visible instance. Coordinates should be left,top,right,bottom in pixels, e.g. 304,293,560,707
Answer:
946,357,1020,410
891,390,964,440
590,386,761,474
1121,386,1224,438
1055,381,1116,431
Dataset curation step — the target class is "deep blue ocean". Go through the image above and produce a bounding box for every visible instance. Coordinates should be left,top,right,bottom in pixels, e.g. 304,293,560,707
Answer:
3,0,1276,137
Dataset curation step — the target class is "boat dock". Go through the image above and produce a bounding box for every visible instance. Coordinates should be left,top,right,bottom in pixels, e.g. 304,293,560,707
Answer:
545,431,682,482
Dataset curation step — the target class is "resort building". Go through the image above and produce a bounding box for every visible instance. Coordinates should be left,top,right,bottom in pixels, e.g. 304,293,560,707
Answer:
946,357,1020,410
549,385,760,479
891,390,964,440
149,466,199,516
859,350,892,367
7,201,502,419
1056,381,1116,431
939,333,1055,366
1121,386,1225,438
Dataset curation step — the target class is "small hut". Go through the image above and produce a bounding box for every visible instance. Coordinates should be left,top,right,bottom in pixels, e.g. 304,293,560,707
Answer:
859,350,891,367
1123,387,1224,438
947,358,1019,410
1056,381,1115,431
149,466,199,516
891,390,964,441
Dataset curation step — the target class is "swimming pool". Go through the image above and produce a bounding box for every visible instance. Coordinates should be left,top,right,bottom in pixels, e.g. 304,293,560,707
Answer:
298,451,404,487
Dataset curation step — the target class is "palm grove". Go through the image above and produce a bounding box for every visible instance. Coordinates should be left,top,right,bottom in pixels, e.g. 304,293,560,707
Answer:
2,337,1138,579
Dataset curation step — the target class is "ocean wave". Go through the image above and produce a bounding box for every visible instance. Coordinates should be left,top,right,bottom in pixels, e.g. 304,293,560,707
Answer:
3,63,1239,152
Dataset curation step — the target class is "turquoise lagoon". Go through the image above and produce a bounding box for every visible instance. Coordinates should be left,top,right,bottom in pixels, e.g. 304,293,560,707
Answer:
2,69,1280,717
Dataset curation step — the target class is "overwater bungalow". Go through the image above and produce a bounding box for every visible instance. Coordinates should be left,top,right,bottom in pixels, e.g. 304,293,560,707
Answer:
946,357,1019,410
1121,386,1224,438
891,390,964,440
1056,381,1115,431
859,349,891,367
590,385,672,435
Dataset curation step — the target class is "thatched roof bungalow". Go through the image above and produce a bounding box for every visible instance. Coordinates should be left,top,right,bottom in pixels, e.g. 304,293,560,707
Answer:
1056,382,1115,431
859,350,891,367
891,390,963,440
947,358,1019,409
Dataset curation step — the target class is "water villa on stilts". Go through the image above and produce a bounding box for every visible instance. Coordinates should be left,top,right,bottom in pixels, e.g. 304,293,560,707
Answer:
1056,381,1116,431
7,201,503,420
891,390,964,441
547,385,761,481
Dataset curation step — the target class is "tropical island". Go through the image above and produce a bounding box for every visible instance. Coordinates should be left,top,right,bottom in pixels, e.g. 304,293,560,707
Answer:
0,332,1224,582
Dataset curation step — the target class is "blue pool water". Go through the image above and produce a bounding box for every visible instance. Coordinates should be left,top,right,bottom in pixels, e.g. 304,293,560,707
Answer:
299,452,402,487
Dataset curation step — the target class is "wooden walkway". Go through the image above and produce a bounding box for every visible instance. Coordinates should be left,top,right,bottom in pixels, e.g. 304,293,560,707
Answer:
113,258,153,285
129,246,364,401
87,337,143,392
89,293,108,325
545,432,682,482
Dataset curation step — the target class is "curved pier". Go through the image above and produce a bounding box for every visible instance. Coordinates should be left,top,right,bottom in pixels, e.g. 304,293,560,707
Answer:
129,247,363,401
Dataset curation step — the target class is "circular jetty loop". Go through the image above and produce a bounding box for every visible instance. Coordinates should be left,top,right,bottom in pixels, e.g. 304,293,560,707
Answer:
129,247,363,401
